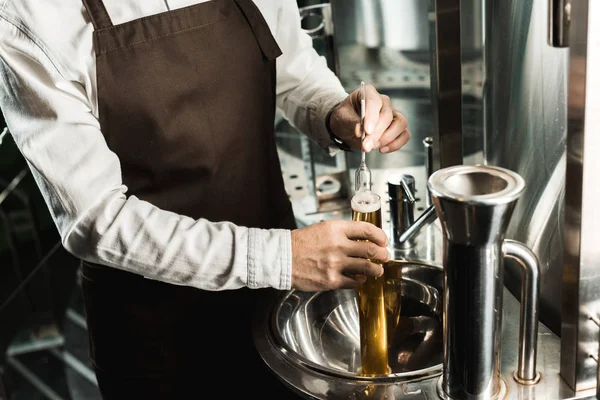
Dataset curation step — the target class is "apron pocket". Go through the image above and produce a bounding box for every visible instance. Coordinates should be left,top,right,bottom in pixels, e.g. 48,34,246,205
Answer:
80,265,178,378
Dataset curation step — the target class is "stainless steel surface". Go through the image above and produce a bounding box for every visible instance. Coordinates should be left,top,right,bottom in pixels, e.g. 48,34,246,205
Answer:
267,262,443,381
387,174,416,249
503,240,541,384
483,0,568,337
548,0,571,48
428,165,540,399
429,0,464,170
266,155,589,398
254,282,588,399
268,0,600,396
560,0,600,393
398,205,437,246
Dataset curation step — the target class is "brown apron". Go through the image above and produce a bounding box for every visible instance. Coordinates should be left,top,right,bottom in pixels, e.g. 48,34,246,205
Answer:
78,0,298,398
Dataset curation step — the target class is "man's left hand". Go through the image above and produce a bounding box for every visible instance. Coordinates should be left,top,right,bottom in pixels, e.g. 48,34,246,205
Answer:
328,84,410,153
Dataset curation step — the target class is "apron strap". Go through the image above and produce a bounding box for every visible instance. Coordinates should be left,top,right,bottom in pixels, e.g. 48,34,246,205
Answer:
233,0,282,60
82,0,114,30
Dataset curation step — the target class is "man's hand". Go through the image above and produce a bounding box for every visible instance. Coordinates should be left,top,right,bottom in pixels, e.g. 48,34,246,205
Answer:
290,220,389,292
328,84,410,153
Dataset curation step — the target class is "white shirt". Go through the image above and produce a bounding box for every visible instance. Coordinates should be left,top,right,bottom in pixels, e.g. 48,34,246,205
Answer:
0,0,348,291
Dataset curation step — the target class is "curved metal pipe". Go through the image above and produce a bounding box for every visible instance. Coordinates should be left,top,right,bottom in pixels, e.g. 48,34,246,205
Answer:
398,205,437,244
503,240,541,384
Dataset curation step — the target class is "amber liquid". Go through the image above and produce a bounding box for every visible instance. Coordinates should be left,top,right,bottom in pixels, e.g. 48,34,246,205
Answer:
382,261,402,353
352,197,401,376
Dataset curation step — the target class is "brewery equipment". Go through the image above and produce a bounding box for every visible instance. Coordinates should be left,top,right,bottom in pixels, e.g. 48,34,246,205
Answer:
387,173,439,251
482,0,567,337
253,165,566,399
257,0,600,398
428,165,541,399
483,0,600,395
556,0,600,394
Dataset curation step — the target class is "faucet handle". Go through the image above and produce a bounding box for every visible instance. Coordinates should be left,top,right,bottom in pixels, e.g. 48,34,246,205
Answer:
387,174,416,248
400,179,416,203
387,174,416,202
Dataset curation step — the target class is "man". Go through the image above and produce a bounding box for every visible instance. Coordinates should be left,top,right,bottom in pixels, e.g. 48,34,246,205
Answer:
0,0,410,398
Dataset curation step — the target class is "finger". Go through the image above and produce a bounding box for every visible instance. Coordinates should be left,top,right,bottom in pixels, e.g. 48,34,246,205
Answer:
377,111,408,147
363,84,383,136
344,221,388,247
336,275,365,289
341,272,368,285
342,258,385,278
345,240,391,263
364,95,393,151
380,129,411,154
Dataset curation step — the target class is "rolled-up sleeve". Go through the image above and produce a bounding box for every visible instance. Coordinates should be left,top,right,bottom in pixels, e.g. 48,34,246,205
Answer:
0,15,292,291
274,0,349,152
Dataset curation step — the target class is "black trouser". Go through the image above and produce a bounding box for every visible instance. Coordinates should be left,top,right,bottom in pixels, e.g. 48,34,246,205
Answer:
80,262,300,399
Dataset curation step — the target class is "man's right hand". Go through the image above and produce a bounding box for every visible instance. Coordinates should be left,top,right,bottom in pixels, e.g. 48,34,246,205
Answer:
290,220,389,292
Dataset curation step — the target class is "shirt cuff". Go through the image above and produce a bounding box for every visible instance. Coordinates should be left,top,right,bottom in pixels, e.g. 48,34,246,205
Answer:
247,227,292,290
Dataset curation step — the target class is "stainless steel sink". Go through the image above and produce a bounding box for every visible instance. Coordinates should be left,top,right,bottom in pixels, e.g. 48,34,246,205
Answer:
255,261,444,391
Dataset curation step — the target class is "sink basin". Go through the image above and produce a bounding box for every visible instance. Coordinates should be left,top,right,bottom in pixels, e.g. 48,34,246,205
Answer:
255,261,444,386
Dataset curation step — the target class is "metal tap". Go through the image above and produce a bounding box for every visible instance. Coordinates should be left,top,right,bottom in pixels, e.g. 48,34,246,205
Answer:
387,174,437,248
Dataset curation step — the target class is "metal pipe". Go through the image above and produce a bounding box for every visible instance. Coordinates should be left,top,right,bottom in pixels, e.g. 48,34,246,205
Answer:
503,240,541,384
397,205,437,244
